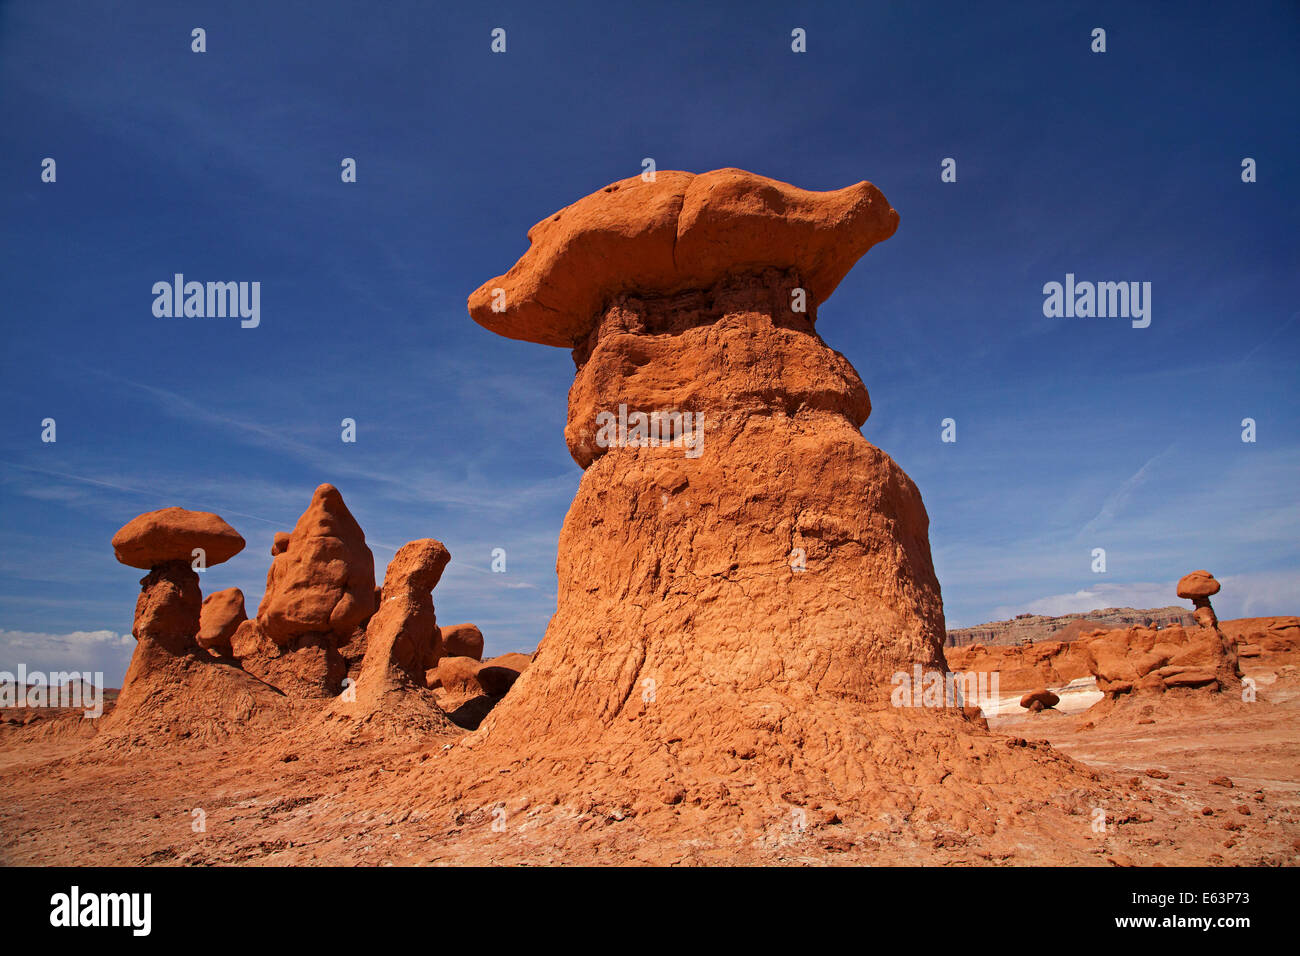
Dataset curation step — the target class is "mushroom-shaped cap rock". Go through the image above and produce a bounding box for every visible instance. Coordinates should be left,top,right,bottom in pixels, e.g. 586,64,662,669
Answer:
1177,570,1221,600
468,168,900,347
112,507,245,569
1019,689,1061,710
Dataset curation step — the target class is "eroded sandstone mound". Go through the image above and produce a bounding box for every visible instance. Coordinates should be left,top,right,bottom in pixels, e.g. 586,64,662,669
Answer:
439,623,484,661
1222,616,1300,666
1078,571,1242,709
106,509,282,741
236,484,376,697
197,587,247,657
946,639,1092,693
321,538,456,738
427,169,1111,844
258,484,376,643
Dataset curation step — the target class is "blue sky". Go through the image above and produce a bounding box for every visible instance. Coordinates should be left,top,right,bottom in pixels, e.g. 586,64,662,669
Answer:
2,1,1297,683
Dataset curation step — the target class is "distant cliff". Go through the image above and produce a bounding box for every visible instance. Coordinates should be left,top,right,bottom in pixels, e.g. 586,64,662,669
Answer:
945,606,1195,648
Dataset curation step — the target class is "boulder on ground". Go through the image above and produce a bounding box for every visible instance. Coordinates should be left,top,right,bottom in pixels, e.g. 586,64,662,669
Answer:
439,623,484,662
1019,688,1060,712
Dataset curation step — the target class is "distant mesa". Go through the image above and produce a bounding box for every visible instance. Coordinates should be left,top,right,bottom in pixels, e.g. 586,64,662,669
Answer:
946,606,1196,649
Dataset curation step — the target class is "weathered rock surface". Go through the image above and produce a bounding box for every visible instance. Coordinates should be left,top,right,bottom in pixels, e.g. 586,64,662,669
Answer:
1079,625,1234,697
1079,574,1241,705
197,587,247,656
107,511,281,741
1178,569,1223,628
431,169,1107,837
230,619,343,699
1020,689,1061,712
111,507,245,570
1177,570,1221,600
468,168,899,348
428,655,484,696
322,538,455,737
438,623,484,661
257,484,375,645
237,485,375,697
1221,616,1300,666
474,652,531,697
358,538,450,687
946,640,1091,693
948,616,1300,695
425,651,532,730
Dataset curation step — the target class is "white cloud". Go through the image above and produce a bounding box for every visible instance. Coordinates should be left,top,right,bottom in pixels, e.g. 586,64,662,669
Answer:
0,628,133,684
993,581,1181,619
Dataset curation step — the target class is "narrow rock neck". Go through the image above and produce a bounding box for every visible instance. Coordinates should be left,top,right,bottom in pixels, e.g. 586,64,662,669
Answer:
564,268,872,469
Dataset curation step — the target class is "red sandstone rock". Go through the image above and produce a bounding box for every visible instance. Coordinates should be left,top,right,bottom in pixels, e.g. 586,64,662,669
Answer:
1020,689,1060,711
1079,574,1242,708
230,618,344,699
321,538,454,737
432,169,1101,834
428,655,483,696
237,485,375,697
271,532,290,556
361,538,450,684
439,623,484,661
131,562,203,655
108,511,283,741
475,652,531,697
1177,570,1221,600
1220,617,1300,667
1178,570,1223,628
112,507,244,569
946,640,1091,693
257,484,375,644
197,587,247,656
468,168,898,348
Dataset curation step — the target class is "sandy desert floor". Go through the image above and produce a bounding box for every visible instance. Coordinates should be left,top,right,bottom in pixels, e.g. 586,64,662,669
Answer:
2,658,1296,867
